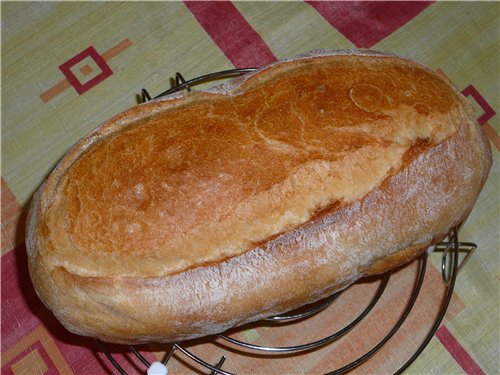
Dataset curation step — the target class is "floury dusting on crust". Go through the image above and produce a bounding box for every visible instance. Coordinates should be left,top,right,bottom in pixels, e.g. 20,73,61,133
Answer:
202,49,419,96
25,50,492,344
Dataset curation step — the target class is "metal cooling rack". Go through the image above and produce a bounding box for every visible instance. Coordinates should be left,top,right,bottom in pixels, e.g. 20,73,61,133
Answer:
96,69,478,375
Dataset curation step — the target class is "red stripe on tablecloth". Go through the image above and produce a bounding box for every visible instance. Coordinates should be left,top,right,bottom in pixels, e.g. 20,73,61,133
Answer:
306,1,434,48
184,1,277,68
436,326,485,375
2,341,59,375
461,85,496,125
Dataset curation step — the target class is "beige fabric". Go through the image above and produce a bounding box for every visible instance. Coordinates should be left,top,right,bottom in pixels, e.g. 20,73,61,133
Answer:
1,2,498,374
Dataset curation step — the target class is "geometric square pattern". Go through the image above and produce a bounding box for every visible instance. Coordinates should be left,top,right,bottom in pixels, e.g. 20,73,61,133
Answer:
2,2,498,374
1,178,25,255
1,325,74,375
10,348,48,374
40,38,132,103
462,84,496,125
59,46,113,95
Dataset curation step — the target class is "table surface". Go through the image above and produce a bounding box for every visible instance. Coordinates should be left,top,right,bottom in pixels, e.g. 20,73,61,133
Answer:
1,2,498,374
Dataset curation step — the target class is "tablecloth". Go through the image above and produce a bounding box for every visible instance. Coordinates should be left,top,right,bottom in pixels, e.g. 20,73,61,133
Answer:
1,2,498,374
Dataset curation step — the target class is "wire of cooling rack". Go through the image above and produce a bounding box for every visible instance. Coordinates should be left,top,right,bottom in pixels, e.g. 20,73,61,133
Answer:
142,68,258,102
96,70,477,375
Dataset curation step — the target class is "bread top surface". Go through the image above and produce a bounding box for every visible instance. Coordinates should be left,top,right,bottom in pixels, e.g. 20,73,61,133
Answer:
38,52,464,278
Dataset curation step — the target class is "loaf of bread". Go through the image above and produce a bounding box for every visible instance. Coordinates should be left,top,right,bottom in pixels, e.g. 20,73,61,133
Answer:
26,50,492,344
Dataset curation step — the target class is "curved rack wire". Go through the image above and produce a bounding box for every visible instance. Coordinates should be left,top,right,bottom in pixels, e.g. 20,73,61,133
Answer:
141,68,258,102
96,69,477,375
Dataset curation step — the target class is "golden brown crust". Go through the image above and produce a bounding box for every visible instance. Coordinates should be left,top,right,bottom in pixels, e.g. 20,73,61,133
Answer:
26,50,492,344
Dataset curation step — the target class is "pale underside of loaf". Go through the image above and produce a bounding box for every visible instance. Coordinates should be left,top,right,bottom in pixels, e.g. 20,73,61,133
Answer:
27,50,492,344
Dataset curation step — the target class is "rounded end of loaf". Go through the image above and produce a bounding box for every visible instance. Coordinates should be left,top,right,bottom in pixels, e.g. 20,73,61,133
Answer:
26,49,492,344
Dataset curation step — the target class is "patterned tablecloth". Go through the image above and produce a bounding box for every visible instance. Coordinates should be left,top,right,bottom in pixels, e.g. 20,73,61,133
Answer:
2,2,498,374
